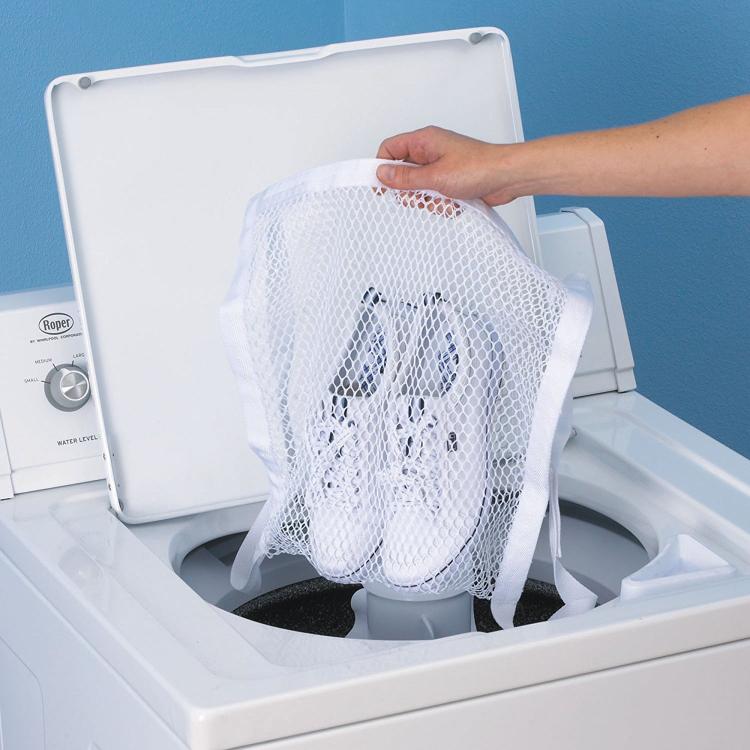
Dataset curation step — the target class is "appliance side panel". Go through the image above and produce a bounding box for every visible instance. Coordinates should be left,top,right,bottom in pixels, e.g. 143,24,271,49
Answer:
0,549,189,750
254,638,750,750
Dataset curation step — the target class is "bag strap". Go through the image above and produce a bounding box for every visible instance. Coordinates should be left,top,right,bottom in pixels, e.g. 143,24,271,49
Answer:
229,497,273,595
547,390,597,621
492,390,596,630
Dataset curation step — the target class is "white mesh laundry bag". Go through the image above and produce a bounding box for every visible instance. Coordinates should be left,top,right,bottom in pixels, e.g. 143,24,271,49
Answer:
221,159,596,628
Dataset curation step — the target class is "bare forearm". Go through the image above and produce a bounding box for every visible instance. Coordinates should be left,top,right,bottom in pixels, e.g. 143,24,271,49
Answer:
504,95,750,198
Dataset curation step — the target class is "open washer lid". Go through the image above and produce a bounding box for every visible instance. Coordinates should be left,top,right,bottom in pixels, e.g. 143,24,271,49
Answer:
46,27,540,522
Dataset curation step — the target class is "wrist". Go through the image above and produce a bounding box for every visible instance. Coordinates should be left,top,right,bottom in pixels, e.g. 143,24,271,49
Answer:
513,140,557,197
483,142,541,202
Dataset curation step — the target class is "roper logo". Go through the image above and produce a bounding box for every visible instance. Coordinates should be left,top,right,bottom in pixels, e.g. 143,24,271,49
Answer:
38,312,74,335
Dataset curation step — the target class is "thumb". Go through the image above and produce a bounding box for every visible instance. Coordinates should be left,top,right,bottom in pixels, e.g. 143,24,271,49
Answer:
377,162,439,192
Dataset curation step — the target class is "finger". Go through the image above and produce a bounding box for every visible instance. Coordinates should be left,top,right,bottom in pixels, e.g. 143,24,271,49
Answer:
376,162,440,192
376,132,412,160
376,130,431,163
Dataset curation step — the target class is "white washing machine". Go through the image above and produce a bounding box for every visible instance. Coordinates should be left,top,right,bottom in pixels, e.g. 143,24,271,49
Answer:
1,28,750,750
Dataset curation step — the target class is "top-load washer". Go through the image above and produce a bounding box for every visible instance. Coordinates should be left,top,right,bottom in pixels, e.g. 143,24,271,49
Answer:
1,27,750,750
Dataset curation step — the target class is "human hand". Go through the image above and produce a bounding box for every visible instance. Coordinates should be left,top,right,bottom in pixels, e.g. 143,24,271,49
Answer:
376,126,520,206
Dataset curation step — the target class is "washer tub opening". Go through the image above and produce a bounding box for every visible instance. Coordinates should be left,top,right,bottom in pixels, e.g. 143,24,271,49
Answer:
177,500,649,638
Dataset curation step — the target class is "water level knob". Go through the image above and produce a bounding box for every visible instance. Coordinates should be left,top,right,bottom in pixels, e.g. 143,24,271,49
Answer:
45,364,91,412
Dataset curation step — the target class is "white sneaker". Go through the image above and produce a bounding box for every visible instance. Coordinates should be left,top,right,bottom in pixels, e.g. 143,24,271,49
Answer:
381,295,499,589
306,289,390,580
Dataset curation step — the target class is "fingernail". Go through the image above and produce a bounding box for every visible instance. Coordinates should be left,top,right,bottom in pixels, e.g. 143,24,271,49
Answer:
378,165,395,183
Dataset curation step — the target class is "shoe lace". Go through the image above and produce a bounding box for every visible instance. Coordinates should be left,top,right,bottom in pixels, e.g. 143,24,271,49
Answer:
381,407,444,515
308,409,363,509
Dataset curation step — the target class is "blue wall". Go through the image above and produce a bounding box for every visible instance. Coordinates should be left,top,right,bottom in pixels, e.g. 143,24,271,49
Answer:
2,1,748,457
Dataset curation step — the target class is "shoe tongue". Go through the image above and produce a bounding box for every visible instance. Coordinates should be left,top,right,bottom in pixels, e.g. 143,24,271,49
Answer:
329,392,374,424
395,396,440,431
332,297,386,398
401,301,458,398
407,396,425,420
330,393,349,421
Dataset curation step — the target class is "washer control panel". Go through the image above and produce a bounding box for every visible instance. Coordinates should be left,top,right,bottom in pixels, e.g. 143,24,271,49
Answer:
0,286,105,498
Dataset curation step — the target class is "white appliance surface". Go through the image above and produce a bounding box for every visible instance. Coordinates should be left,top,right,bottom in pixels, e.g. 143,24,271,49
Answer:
2,208,750,749
46,27,537,523
1,391,750,750
1,26,748,750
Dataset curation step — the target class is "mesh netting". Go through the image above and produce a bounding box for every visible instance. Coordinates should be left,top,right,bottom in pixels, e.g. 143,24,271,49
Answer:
222,160,591,609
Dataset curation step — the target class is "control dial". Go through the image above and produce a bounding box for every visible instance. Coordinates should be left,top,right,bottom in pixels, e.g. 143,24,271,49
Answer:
45,364,91,412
